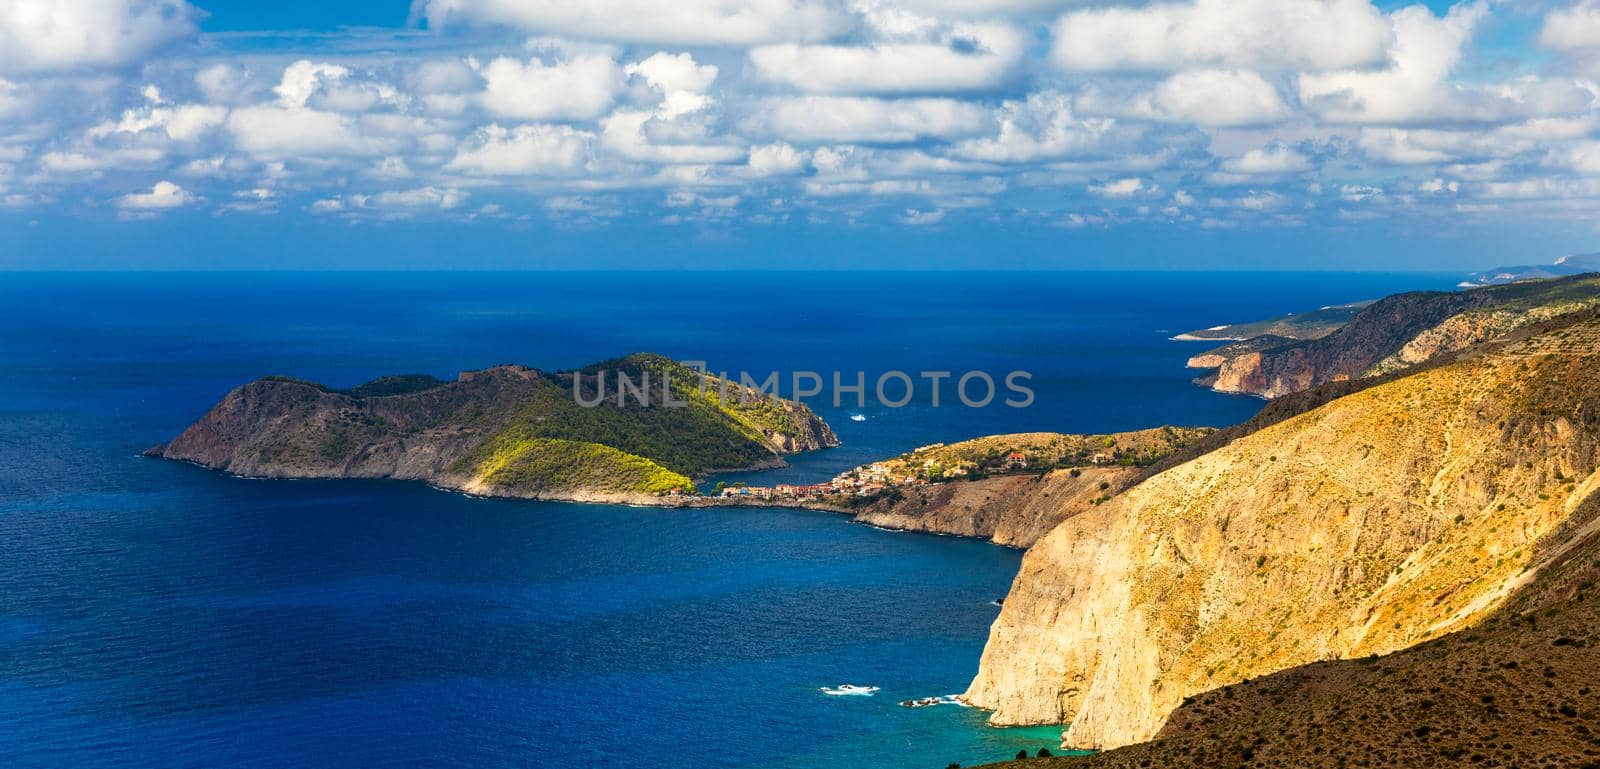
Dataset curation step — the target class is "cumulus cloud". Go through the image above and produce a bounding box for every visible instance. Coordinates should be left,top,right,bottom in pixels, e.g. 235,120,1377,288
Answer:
15,0,1600,232
950,91,1117,162
446,123,594,175
626,52,718,117
1357,118,1598,166
1050,0,1391,73
746,143,809,176
1089,177,1153,197
742,96,992,143
478,52,623,121
1539,2,1600,53
1149,70,1290,126
413,0,849,45
362,186,469,210
312,186,470,215
227,106,392,157
0,0,200,73
88,89,227,142
1220,144,1312,175
115,180,194,210
1300,3,1593,125
748,22,1025,94
1078,70,1291,127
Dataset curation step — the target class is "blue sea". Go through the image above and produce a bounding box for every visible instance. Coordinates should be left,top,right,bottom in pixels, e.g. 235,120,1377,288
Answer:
0,271,1461,769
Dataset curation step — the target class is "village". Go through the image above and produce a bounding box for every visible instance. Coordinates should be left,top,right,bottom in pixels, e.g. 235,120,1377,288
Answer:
713,440,1122,502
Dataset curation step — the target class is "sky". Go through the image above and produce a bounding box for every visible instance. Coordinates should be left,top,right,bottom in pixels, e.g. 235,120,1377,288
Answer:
3,0,1600,269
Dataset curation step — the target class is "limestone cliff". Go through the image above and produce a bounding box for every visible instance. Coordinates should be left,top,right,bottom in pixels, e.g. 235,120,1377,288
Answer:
979,521,1600,769
1203,273,1600,398
965,311,1600,751
149,354,838,503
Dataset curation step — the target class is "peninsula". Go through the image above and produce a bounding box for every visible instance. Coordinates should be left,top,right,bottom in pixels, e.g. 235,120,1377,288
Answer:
1183,273,1600,398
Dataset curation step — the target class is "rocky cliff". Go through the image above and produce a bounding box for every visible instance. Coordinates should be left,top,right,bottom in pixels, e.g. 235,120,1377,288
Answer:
149,354,838,504
981,524,1600,768
1202,273,1600,398
849,467,1140,549
965,310,1600,751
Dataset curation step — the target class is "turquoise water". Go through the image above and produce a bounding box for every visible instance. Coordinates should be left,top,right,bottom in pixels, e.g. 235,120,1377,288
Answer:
0,271,1462,768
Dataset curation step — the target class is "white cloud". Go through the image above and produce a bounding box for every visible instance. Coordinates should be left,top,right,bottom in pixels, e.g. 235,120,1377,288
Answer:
950,91,1117,163
0,78,29,120
313,186,470,215
1149,70,1289,127
899,208,945,224
600,110,746,164
1357,117,1598,166
1539,2,1600,53
39,147,163,173
275,61,351,108
1050,0,1391,73
0,0,200,73
88,94,227,142
478,53,623,121
625,52,718,119
227,106,394,157
413,0,850,45
369,156,415,179
446,123,594,176
196,64,253,105
1300,3,1593,125
742,96,991,143
363,186,468,210
1089,177,1152,197
749,22,1025,94
178,156,227,177
1077,69,1290,127
115,180,194,210
746,142,809,176
1221,144,1311,175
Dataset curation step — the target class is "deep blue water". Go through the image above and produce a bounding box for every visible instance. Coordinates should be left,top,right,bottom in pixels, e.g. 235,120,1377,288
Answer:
0,271,1462,769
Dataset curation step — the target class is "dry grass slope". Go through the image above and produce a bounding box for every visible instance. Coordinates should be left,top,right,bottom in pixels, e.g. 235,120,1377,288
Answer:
965,310,1600,753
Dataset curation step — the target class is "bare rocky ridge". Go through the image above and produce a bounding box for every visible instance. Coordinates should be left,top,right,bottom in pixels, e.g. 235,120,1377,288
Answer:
1197,273,1600,398
965,310,1600,752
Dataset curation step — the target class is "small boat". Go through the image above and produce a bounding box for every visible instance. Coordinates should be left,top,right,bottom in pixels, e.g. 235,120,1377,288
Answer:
820,684,879,696
849,413,867,422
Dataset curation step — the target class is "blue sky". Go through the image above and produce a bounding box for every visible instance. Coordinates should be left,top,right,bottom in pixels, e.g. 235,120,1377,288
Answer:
3,0,1600,270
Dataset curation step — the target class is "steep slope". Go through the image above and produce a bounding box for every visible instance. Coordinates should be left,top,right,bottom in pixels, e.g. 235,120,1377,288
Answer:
1205,274,1600,398
150,354,837,503
1184,335,1295,371
981,491,1600,769
965,311,1600,750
